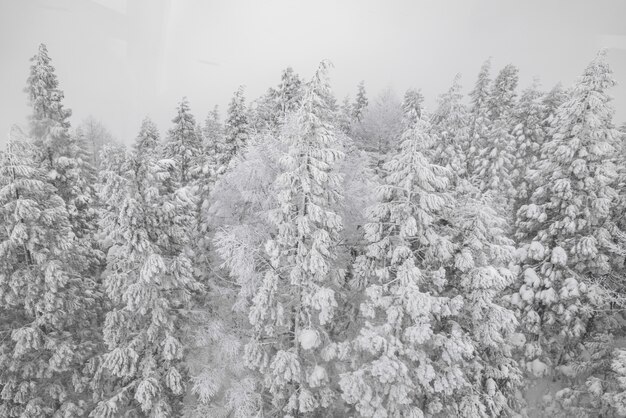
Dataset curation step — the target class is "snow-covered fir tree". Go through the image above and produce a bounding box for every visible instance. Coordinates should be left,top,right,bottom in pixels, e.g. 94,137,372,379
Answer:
24,43,102,273
510,81,547,212
338,95,354,135
509,51,625,416
445,181,524,416
541,82,569,129
224,86,250,166
430,74,470,177
243,61,346,417
91,120,203,417
275,67,303,121
466,58,492,177
353,81,369,123
340,91,466,417
473,64,518,207
0,138,100,417
164,98,203,185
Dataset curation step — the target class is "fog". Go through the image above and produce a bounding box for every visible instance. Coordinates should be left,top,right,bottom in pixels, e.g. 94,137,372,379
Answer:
1,0,625,144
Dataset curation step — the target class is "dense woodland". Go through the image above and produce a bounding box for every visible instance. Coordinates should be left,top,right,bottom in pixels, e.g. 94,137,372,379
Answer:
1,43,626,417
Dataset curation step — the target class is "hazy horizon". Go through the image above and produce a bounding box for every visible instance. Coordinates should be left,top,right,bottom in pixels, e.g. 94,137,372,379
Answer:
1,0,625,146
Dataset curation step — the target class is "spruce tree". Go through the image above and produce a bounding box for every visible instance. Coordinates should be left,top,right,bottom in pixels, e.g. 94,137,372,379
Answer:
473,64,518,206
466,58,492,177
0,139,99,417
430,74,470,177
91,120,202,417
243,61,345,416
24,43,101,274
510,80,546,211
275,67,303,120
338,95,354,135
223,86,250,168
340,90,466,417
164,98,203,185
509,51,625,416
353,80,368,123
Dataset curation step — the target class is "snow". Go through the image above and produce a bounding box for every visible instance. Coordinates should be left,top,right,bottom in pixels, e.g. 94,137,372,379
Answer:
298,329,320,350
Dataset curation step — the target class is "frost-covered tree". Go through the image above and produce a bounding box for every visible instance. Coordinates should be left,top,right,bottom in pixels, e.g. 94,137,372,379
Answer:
542,82,569,129
24,43,101,273
340,92,467,417
466,58,492,176
341,87,524,415
353,81,368,123
275,67,303,120
164,98,203,185
473,64,518,206
224,86,250,165
243,61,346,416
445,181,524,416
509,51,625,416
430,74,470,176
91,121,203,417
0,139,100,417
510,80,546,210
337,95,354,135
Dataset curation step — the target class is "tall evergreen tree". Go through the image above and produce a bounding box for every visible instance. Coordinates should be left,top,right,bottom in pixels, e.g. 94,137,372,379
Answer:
243,61,345,416
338,95,354,135
91,121,203,417
467,58,492,177
24,43,101,273
509,51,625,416
473,64,519,206
224,86,250,167
164,98,203,185
353,81,369,123
340,90,466,417
0,139,100,417
275,67,303,120
510,80,546,210
430,74,470,177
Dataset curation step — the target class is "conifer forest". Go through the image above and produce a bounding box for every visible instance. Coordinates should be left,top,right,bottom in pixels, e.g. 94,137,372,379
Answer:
2,9,626,417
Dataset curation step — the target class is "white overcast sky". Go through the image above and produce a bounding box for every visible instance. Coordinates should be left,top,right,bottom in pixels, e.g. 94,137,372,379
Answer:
1,0,625,145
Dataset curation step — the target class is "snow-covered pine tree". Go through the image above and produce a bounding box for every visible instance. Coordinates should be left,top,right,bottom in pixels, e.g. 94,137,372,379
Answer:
275,67,303,121
24,43,102,274
0,138,100,417
339,90,472,417
473,64,518,208
430,74,470,177
541,82,569,130
223,86,250,167
202,106,224,178
164,97,203,185
243,60,346,416
353,80,369,123
509,51,625,416
445,180,524,415
204,106,223,152
337,95,354,135
510,80,546,211
466,58,492,177
91,119,203,417
197,106,224,242
249,68,303,136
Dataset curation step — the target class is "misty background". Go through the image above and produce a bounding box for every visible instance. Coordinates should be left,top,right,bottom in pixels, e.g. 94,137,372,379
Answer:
1,0,625,146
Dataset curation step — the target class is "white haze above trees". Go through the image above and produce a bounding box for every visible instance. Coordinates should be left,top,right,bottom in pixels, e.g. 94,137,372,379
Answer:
1,43,626,417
